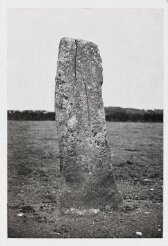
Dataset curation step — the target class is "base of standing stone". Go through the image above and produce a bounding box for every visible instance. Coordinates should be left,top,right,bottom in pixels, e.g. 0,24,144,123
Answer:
63,208,100,216
59,169,123,212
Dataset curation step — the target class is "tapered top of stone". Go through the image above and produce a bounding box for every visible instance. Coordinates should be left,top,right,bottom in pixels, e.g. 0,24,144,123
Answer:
58,37,103,86
59,37,101,57
60,37,99,46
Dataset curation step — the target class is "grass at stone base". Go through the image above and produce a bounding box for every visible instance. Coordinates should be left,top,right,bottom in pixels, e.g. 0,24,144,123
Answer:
8,121,163,238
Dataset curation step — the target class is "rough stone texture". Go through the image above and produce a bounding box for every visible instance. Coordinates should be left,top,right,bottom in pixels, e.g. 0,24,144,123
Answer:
55,38,122,211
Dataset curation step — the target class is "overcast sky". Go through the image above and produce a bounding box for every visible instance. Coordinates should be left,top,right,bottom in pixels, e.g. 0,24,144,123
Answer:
7,8,163,111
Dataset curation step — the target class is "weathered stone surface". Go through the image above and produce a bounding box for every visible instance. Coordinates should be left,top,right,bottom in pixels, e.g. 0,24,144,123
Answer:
55,37,122,211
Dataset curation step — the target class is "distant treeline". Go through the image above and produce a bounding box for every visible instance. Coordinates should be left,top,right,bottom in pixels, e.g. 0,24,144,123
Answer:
8,110,55,121
8,107,163,122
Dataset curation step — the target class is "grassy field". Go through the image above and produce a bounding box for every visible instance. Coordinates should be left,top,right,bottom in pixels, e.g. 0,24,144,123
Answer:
8,121,163,238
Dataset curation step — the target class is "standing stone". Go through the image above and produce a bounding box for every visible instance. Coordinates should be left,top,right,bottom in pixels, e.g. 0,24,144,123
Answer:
55,37,122,212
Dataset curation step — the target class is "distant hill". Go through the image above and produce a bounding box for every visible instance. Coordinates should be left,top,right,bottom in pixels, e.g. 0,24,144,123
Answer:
8,107,163,122
105,107,163,122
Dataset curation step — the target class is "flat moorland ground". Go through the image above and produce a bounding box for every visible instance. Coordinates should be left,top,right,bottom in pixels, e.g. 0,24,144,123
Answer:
8,121,163,238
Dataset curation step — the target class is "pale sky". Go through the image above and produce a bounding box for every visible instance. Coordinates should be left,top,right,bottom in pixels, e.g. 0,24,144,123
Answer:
7,8,163,111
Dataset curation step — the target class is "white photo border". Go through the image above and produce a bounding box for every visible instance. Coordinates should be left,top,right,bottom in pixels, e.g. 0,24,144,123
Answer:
0,0,167,246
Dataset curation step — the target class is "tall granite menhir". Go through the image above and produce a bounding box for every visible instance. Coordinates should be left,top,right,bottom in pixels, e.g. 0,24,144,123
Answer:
55,37,122,211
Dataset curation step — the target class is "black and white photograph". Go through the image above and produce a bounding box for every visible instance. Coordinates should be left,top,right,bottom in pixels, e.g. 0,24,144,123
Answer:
0,0,167,243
